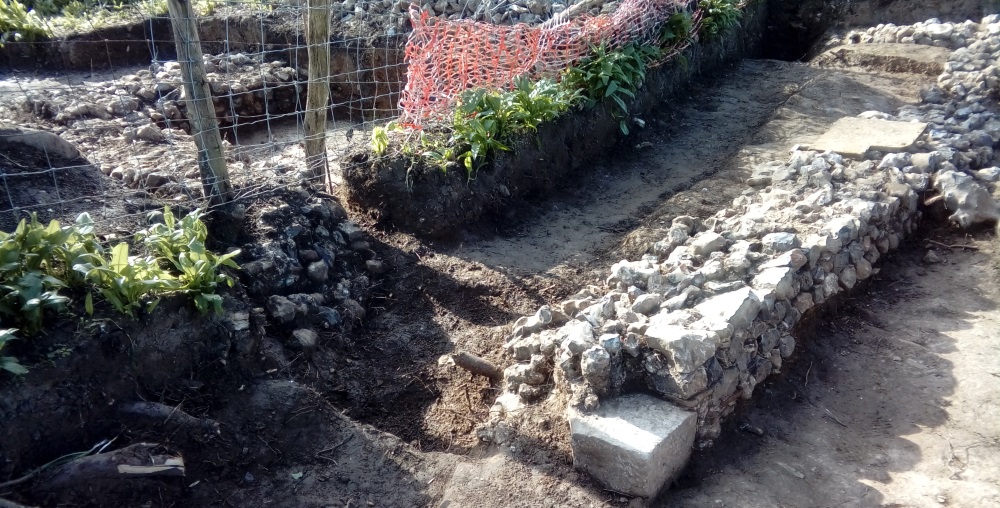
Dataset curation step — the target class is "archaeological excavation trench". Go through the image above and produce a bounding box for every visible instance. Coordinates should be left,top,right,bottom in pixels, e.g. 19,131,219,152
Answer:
1,0,999,506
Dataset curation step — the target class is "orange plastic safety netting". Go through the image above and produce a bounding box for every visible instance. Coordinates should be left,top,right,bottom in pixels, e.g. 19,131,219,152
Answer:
398,0,697,128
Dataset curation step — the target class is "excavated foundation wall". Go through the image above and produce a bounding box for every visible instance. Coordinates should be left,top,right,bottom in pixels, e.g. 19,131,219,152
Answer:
490,12,1000,497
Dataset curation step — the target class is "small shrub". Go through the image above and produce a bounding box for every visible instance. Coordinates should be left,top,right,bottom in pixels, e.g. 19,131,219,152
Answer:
699,0,742,40
563,43,661,135
75,242,178,317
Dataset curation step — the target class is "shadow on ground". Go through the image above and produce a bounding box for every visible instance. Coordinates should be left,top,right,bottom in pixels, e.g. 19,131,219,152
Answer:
664,228,1000,507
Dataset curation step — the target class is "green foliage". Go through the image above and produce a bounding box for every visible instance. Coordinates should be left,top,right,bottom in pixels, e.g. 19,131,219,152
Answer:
699,0,742,40
0,214,100,332
136,207,239,315
0,328,27,375
0,208,238,329
423,77,579,175
0,0,51,46
371,126,390,155
563,43,660,135
74,243,177,317
660,11,694,46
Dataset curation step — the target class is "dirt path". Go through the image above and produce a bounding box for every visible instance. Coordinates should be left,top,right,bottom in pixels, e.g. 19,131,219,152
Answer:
669,229,1000,508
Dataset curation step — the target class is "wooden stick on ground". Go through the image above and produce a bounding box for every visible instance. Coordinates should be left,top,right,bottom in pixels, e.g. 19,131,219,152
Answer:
451,351,503,382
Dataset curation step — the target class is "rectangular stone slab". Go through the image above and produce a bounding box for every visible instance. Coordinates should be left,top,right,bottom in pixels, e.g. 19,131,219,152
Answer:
568,393,696,498
811,117,928,158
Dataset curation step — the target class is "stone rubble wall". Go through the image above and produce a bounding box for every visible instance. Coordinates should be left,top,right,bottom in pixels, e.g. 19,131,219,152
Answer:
492,14,1000,450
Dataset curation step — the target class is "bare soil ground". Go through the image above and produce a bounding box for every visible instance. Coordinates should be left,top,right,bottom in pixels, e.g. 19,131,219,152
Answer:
670,227,1000,508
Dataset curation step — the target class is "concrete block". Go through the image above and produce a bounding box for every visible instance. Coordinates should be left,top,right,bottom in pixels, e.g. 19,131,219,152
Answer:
568,393,696,498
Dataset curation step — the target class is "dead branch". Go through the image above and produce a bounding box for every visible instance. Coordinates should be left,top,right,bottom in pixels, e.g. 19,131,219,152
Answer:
926,239,979,251
120,401,221,441
450,351,503,382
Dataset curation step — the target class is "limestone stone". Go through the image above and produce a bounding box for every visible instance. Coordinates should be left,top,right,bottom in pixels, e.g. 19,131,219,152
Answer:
630,294,662,316
693,287,761,331
751,266,797,301
568,394,696,498
690,231,727,257
645,324,718,374
811,117,928,157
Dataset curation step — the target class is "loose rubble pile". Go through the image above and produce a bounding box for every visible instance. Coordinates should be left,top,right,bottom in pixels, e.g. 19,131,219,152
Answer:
237,188,387,361
337,0,618,28
487,12,1000,482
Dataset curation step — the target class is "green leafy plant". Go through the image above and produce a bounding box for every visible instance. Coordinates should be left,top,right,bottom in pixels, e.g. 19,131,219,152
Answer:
371,126,391,155
423,77,578,175
660,10,694,46
135,207,239,315
0,214,100,331
699,0,742,40
0,0,51,46
563,43,660,135
0,328,27,375
74,243,178,317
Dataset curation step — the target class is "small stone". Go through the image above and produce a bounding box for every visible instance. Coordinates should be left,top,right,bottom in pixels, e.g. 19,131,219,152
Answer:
599,333,622,355
752,266,797,301
267,295,299,324
337,221,364,242
693,287,761,331
923,250,942,264
316,307,342,329
580,345,611,394
974,167,1000,183
341,298,366,321
291,328,318,355
691,232,727,257
645,325,718,374
299,249,320,262
307,261,329,283
630,294,662,316
855,258,873,280
561,320,596,354
136,123,164,142
839,266,858,290
761,232,800,253
143,172,171,190
793,292,814,314
365,259,387,274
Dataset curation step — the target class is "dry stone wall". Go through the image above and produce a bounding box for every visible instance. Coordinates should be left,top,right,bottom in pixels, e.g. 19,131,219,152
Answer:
488,12,1000,495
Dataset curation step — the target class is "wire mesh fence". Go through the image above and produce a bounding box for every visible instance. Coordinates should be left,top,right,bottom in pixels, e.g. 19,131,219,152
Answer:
0,0,702,235
1,0,410,234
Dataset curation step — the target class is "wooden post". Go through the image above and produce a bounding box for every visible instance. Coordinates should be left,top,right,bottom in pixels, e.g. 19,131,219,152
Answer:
304,0,331,187
166,0,233,205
